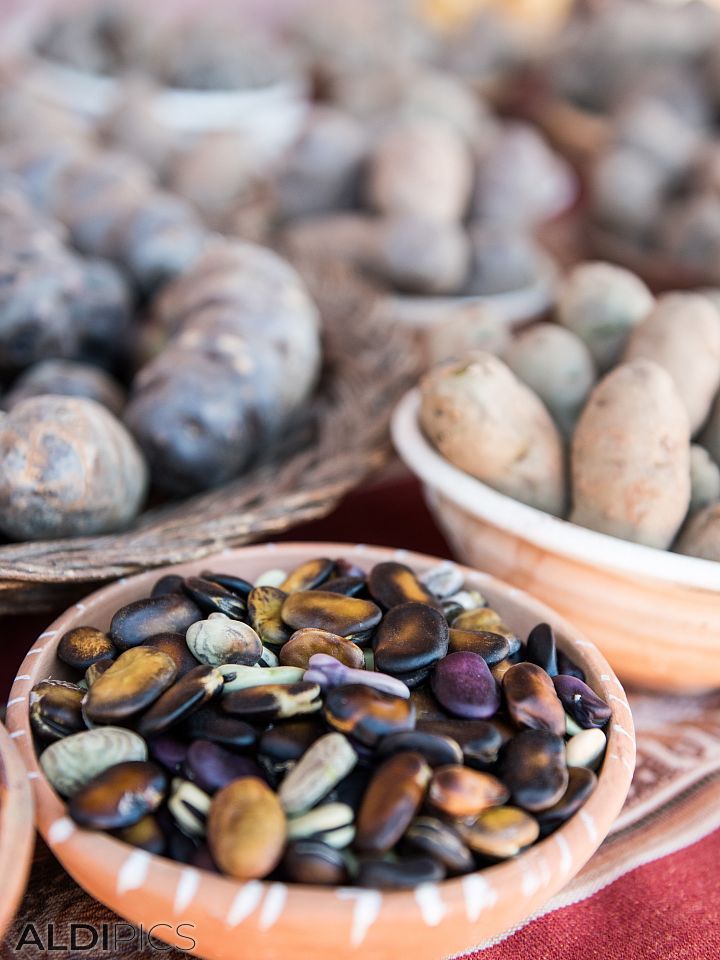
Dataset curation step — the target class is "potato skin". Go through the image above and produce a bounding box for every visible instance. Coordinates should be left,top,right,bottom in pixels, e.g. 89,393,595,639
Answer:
4,359,125,415
557,261,654,371
127,240,320,495
420,352,566,515
623,292,720,434
504,323,596,439
676,501,720,561
570,360,691,548
366,117,473,223
0,395,148,540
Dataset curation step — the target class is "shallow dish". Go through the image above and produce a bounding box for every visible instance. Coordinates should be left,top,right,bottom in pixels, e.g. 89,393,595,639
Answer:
0,721,35,941
393,390,720,692
6,542,634,960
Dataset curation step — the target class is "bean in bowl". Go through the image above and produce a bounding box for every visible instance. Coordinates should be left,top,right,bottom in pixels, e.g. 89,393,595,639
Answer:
30,556,610,889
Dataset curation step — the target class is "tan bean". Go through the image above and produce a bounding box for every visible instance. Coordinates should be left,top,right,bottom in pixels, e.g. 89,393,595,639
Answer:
458,806,539,858
280,558,335,593
247,586,291,647
502,662,566,736
281,591,381,636
83,647,178,724
58,626,117,671
208,778,287,879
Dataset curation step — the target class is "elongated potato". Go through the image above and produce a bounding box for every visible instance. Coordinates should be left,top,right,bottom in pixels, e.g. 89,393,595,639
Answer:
366,117,473,223
676,502,720,561
571,360,691,548
420,352,566,515
623,292,720,433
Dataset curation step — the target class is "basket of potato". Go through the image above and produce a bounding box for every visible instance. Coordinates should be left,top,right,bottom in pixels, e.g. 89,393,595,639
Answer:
393,261,720,692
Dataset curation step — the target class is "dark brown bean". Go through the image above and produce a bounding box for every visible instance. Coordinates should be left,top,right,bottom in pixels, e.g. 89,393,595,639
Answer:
537,767,598,832
428,765,508,817
30,680,85,741
448,629,510,665
258,718,325,763
462,724,504,770
69,761,167,829
115,814,166,854
324,683,415,747
110,594,202,651
404,816,474,874
526,623,558,676
357,856,445,889
355,752,432,853
151,574,185,597
280,628,365,670
502,729,569,811
281,558,335,593
183,577,246,620
83,648,178,724
368,561,439,609
377,730,463,767
283,840,348,885
85,659,114,688
374,601,449,675
200,571,253,600
281,591,382,636
145,632,199,677
222,682,322,722
320,576,366,597
137,665,224,737
58,626,117,671
179,704,256,750
503,662,566,736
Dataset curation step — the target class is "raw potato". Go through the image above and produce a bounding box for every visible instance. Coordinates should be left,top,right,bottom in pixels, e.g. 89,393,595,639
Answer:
557,261,654,371
504,323,596,439
420,352,566,515
126,240,320,495
0,395,148,539
366,116,473,223
375,215,470,295
4,359,126,415
676,502,720,561
690,444,720,513
570,360,691,548
623,292,720,434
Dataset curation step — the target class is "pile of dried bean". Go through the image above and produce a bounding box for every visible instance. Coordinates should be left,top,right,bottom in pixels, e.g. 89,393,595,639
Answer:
30,557,611,889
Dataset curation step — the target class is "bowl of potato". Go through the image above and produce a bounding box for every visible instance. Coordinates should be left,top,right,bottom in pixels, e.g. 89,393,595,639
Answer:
393,262,720,693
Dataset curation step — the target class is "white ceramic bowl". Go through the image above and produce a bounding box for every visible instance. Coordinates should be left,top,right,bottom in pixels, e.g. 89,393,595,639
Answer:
392,389,720,692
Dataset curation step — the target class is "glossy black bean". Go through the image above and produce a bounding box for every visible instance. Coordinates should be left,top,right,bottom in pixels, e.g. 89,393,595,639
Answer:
462,723,504,770
374,602,449,676
377,730,463,767
258,719,325,763
200,571,254,600
319,576,367,597
179,705,257,750
110,594,203,651
525,623,558,676
502,729,568,812
183,577,247,620
557,650,586,682
151,574,186,597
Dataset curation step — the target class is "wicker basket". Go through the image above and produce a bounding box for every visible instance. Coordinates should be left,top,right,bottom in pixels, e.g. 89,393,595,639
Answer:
0,258,421,615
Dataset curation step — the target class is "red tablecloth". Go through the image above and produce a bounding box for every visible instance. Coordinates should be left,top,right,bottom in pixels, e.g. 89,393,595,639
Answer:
2,478,720,959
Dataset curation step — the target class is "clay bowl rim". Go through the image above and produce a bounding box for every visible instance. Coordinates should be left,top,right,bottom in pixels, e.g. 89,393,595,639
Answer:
0,720,36,941
392,388,720,593
5,542,635,951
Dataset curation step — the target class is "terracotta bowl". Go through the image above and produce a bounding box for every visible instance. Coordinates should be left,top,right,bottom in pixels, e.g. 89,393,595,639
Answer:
0,720,35,940
6,542,635,960
393,390,720,693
